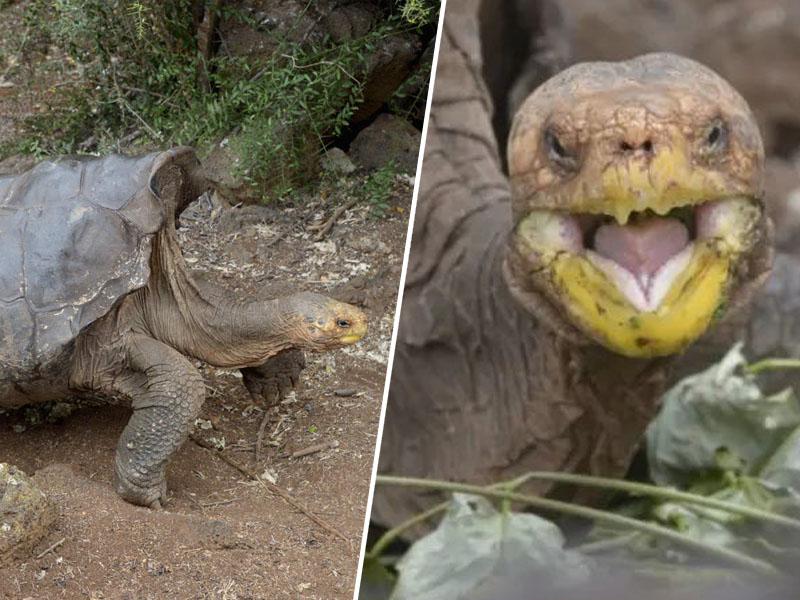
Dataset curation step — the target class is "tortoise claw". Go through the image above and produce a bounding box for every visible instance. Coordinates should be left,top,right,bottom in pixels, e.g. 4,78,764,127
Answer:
114,468,168,510
242,349,306,407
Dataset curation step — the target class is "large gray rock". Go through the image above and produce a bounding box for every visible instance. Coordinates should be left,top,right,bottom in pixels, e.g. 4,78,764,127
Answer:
349,113,421,173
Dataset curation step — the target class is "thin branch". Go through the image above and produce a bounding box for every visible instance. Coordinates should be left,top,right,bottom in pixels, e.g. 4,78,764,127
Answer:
575,532,641,555
511,471,800,531
367,502,447,560
745,358,800,375
308,197,358,241
191,434,347,541
367,473,536,560
36,537,66,559
254,409,271,461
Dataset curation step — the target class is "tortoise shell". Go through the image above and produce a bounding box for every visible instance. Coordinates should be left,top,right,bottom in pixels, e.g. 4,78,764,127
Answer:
0,147,203,377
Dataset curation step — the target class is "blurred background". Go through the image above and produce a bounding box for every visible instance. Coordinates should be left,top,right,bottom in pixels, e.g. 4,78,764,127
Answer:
559,0,800,252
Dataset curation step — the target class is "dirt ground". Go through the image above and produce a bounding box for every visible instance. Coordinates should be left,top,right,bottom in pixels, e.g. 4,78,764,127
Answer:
0,176,411,599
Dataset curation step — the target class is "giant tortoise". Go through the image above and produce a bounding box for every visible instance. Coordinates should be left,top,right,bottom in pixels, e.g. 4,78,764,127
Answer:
372,0,794,528
0,147,367,508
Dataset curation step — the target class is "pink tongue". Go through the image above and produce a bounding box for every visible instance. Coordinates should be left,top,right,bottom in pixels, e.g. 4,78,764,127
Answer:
594,217,690,281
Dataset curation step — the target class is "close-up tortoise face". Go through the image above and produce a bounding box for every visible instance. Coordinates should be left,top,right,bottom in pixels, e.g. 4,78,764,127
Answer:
506,53,770,358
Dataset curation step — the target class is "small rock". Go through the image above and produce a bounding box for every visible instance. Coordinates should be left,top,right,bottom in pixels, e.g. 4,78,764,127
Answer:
1,464,58,568
349,113,422,173
196,519,251,550
334,388,357,397
145,559,169,576
320,147,356,175
324,3,381,42
351,33,423,125
260,469,278,485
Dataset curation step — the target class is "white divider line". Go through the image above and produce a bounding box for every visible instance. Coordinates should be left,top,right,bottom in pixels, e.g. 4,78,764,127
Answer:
350,1,449,597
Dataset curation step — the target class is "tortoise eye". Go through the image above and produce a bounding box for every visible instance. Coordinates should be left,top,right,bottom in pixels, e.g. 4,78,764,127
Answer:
705,119,728,152
336,319,351,329
544,128,578,170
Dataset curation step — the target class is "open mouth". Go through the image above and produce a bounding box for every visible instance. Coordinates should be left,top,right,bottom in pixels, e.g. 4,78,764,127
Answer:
512,195,762,356
516,196,761,314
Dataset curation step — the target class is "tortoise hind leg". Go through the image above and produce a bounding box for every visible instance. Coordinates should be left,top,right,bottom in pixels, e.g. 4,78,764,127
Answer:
111,335,205,508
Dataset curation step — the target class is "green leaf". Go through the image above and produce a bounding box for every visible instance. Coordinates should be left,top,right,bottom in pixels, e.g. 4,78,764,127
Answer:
647,343,800,487
760,426,800,492
391,494,592,600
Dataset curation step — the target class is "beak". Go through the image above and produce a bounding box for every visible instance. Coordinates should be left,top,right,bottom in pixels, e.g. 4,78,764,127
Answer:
340,319,368,345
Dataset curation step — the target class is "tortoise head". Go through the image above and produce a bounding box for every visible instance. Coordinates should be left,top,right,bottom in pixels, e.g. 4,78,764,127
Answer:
504,53,772,358
287,292,368,351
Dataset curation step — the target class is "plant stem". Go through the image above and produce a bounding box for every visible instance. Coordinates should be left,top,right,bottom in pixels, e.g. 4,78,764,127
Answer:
376,475,779,575
514,472,800,531
575,532,640,554
367,472,536,560
367,502,447,560
745,358,800,375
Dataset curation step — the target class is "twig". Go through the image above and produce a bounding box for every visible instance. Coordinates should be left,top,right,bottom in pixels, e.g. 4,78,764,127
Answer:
255,410,272,461
265,229,290,249
271,415,286,439
291,441,332,459
308,197,358,241
376,475,779,575
36,537,66,559
201,498,239,508
190,434,347,541
109,62,162,142
576,533,641,555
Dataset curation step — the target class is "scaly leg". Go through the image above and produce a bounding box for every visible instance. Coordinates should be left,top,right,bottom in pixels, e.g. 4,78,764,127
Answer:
112,335,205,508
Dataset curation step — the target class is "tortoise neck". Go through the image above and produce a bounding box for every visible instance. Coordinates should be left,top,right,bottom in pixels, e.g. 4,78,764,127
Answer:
139,226,298,368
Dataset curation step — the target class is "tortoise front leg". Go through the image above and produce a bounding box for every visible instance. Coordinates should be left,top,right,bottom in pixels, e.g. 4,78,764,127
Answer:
112,335,205,508
241,348,306,408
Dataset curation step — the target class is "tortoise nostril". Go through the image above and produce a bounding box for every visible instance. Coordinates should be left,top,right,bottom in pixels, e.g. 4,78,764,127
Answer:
619,139,654,154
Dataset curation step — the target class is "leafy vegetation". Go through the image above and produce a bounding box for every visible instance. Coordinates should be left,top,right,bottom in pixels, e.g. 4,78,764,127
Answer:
363,346,800,599
397,0,439,27
362,161,399,217
1,0,436,201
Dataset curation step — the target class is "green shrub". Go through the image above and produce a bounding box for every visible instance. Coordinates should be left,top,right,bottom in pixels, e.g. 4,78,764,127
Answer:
3,0,427,200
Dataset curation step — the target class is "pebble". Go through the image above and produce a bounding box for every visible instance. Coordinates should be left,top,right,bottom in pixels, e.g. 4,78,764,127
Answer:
333,388,357,397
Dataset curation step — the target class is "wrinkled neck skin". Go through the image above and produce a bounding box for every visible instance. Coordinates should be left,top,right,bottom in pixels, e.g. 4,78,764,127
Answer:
483,208,673,485
377,201,671,525
131,226,297,369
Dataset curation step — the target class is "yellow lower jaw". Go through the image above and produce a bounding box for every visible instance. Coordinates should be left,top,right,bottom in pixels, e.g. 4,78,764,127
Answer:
339,333,365,345
552,243,729,358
